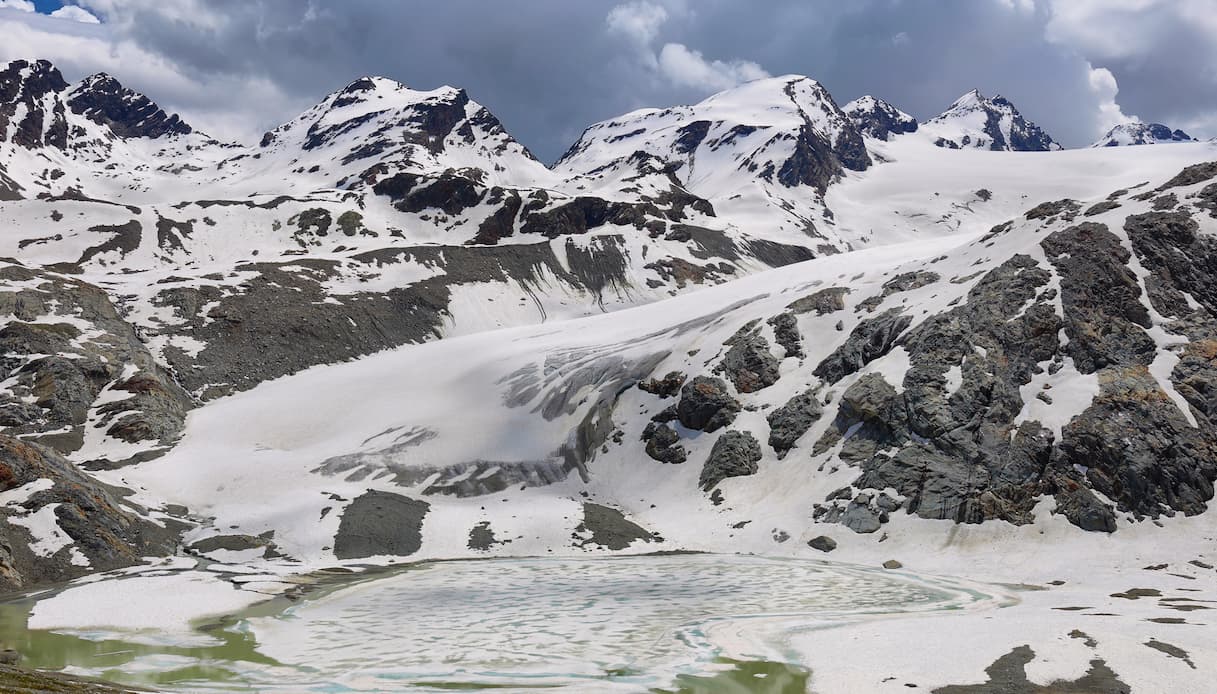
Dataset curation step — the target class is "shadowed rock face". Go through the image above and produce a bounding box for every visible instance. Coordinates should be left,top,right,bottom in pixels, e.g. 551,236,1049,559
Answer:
642,422,687,464
1124,211,1217,323
1058,368,1217,520
813,308,912,384
373,168,714,244
787,286,849,315
716,322,781,393
0,164,21,201
1042,222,1154,373
0,60,69,150
333,490,430,559
467,521,506,551
767,388,823,458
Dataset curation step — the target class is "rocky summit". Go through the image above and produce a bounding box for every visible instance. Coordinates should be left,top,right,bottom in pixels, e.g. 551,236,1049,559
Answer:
919,89,1061,151
0,52,1215,692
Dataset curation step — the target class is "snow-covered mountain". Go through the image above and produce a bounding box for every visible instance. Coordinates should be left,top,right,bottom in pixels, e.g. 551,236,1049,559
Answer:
555,75,870,250
1,59,1217,689
844,95,918,141
249,75,553,190
1092,121,1196,147
920,89,1060,151
0,59,231,199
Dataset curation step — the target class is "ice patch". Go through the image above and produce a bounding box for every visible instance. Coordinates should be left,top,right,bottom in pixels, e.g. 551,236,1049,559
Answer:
29,570,270,647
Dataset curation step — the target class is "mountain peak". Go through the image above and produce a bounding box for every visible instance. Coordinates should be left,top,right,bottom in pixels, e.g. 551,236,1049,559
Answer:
0,57,69,99
0,58,70,148
696,74,822,108
329,75,464,108
293,76,473,154
843,95,918,141
252,73,544,188
946,88,985,110
924,89,1059,151
66,71,193,139
556,71,870,207
1091,122,1196,147
79,72,118,88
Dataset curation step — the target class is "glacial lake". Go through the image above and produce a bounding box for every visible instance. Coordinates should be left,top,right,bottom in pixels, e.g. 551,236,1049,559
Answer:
0,554,996,692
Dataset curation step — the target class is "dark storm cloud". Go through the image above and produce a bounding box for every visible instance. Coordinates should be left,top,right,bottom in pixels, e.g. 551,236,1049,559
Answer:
79,0,645,158
640,0,1107,145
5,1,1213,158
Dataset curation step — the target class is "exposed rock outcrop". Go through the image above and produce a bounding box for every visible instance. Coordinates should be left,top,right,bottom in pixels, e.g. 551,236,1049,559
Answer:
675,376,741,433
700,430,762,491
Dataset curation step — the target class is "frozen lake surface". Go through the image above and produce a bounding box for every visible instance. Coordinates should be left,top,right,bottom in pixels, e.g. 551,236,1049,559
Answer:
8,554,1001,691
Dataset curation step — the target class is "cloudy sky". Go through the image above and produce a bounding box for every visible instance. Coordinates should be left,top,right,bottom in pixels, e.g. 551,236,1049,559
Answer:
1,0,1213,161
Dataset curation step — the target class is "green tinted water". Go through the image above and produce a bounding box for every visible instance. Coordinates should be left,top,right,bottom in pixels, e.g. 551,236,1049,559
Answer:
0,593,285,688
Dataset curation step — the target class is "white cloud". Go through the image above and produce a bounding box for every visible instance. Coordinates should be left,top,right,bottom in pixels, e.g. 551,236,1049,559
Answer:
0,0,35,13
77,0,228,31
995,0,1036,13
657,43,768,91
1039,0,1217,139
606,0,668,47
606,1,769,93
1044,0,1217,63
1087,64,1136,136
50,6,101,24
